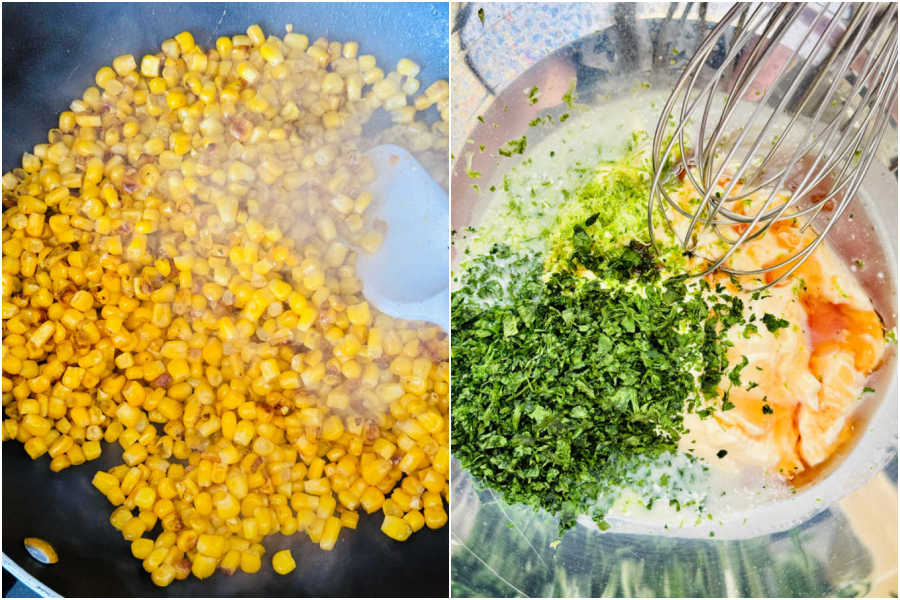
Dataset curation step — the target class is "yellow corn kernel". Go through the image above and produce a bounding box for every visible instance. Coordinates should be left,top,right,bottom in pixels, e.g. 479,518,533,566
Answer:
196,534,226,558
346,301,371,326
121,516,146,541
284,33,309,51
191,554,217,579
424,505,448,529
24,437,48,460
131,537,155,560
70,290,94,312
260,41,284,65
240,550,262,574
141,55,161,77
319,516,342,551
174,31,195,53
83,440,102,461
113,54,137,76
271,549,296,575
380,515,412,541
397,58,421,77
359,486,385,514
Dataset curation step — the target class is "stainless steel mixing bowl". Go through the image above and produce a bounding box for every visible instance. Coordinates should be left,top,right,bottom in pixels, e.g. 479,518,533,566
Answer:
450,3,897,596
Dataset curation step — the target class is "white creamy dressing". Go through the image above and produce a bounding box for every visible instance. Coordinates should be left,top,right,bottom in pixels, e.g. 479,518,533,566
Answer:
458,92,669,261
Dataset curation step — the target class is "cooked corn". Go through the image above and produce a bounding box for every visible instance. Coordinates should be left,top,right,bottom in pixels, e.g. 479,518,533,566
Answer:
2,23,449,588
271,549,296,575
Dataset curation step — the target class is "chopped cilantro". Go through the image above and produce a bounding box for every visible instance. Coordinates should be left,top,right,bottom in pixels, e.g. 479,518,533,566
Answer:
498,135,527,157
728,356,748,386
716,450,727,459
466,169,481,179
721,391,734,412
562,78,577,108
762,313,789,333
477,7,485,25
762,404,774,415
452,239,738,531
526,85,540,105
862,386,875,393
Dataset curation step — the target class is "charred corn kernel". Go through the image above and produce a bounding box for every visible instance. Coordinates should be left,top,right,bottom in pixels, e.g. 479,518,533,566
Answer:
271,549,295,574
219,549,241,575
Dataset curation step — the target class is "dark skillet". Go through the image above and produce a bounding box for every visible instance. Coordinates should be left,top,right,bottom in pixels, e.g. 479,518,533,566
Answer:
2,3,449,596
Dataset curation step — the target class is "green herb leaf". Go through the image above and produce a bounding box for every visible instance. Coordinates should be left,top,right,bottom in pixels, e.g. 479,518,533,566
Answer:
762,313,789,333
498,136,527,157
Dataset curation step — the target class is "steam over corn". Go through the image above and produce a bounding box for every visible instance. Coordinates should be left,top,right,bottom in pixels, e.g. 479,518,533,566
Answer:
2,24,449,587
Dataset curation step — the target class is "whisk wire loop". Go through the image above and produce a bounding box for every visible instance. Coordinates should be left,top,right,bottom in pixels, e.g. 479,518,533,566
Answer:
649,2,898,287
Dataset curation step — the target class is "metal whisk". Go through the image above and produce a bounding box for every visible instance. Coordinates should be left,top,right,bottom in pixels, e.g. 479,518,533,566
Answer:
649,2,898,285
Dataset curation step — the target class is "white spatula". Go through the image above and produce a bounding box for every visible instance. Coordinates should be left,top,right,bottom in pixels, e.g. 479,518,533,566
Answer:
355,144,448,331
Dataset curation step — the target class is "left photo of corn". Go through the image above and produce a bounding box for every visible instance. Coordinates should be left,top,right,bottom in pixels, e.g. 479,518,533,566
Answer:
1,3,449,596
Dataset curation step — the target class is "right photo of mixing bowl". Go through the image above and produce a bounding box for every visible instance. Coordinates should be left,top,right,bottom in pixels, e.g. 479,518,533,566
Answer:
449,3,898,597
